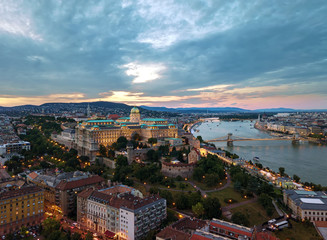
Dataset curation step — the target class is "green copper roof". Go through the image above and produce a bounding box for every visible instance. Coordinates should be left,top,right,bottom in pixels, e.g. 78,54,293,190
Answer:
131,107,140,113
147,124,169,127
87,120,114,123
118,117,130,119
142,118,166,121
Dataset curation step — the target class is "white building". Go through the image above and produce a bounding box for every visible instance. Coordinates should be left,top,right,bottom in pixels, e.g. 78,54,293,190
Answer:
284,190,327,222
85,188,166,240
0,141,30,155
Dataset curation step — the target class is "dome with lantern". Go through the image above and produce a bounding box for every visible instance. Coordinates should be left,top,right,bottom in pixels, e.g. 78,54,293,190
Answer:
130,107,140,114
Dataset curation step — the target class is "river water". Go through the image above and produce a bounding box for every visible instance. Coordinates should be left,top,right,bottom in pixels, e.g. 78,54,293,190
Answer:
192,120,327,185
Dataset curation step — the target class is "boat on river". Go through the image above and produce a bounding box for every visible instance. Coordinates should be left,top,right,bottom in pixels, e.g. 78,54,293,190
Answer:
253,157,260,164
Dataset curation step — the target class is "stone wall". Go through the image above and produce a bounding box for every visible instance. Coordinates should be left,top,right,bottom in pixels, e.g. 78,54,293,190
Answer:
161,162,195,178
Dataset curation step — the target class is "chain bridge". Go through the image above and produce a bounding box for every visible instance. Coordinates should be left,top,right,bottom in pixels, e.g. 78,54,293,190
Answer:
207,133,306,146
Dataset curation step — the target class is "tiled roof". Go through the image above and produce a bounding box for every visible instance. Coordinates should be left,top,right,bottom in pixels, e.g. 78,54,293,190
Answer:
190,231,230,240
88,191,163,211
172,218,207,231
27,171,39,180
0,186,43,201
100,185,133,195
0,169,11,180
77,188,95,199
210,219,253,236
156,226,190,240
56,175,104,191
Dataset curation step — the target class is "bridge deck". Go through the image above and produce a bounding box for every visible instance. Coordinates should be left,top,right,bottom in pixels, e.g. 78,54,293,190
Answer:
208,138,306,142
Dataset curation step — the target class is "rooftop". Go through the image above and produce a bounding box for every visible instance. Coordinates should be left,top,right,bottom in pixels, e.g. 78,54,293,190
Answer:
88,191,164,211
210,219,253,235
285,190,327,210
87,119,114,123
156,226,190,240
56,175,104,191
142,118,167,121
190,230,231,240
172,217,207,231
0,186,43,201
77,188,95,199
0,169,11,181
300,198,324,204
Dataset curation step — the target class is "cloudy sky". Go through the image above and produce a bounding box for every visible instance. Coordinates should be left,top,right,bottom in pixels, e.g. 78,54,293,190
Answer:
1,0,327,109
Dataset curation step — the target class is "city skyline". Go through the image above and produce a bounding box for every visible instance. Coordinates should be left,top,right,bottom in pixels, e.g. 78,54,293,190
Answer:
1,1,327,109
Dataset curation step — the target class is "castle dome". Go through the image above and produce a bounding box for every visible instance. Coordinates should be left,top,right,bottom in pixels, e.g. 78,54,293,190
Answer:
130,107,139,114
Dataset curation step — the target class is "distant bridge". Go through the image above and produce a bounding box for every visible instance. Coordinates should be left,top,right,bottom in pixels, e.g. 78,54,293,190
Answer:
207,133,306,146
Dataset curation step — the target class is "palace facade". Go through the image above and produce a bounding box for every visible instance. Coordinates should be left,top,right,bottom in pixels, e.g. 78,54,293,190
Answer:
74,107,178,158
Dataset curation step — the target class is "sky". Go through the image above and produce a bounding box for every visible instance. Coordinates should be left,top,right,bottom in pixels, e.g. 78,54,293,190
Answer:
0,0,327,109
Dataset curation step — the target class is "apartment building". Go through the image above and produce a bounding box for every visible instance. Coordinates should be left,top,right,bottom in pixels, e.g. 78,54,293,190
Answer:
0,186,44,235
55,175,105,215
84,188,166,240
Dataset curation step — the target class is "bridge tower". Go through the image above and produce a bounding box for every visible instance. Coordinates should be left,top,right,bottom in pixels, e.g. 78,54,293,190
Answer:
227,133,233,147
292,133,300,144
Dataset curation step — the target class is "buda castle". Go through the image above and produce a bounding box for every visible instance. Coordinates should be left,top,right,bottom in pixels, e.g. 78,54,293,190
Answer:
75,107,178,159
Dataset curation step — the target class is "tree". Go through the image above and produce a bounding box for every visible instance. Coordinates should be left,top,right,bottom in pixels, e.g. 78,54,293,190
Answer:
108,149,115,158
99,144,107,157
42,217,61,236
79,155,90,163
146,149,159,162
159,190,173,206
148,138,158,144
258,193,275,217
116,155,128,167
203,197,222,219
188,192,202,206
192,202,205,218
233,181,242,192
205,173,219,187
112,136,128,150
231,212,250,226
193,167,205,182
279,167,285,176
85,232,93,240
132,133,142,141
71,232,81,240
293,174,300,183
196,136,204,143
176,193,190,210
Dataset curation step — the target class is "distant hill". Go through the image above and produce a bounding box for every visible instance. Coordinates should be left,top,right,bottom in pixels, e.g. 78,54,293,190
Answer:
252,108,295,112
40,101,131,109
0,101,133,112
141,106,251,113
1,102,325,113
140,105,323,113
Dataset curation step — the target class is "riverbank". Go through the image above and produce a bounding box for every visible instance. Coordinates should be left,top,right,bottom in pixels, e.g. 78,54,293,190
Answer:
254,121,326,145
193,120,327,185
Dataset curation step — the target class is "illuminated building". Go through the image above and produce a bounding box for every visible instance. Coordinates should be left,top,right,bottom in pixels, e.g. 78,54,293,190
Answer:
0,186,44,235
27,171,104,216
283,190,327,222
0,141,30,155
82,186,166,240
75,107,178,159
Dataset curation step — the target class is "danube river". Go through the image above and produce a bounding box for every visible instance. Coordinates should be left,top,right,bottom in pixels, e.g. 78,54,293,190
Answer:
192,120,327,185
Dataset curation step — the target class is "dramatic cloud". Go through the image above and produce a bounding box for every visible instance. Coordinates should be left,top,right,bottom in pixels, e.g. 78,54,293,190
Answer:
120,62,166,83
0,0,326,108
